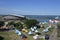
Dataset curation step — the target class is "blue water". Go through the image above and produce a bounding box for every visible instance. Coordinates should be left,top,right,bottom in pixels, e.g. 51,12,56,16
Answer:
24,15,60,22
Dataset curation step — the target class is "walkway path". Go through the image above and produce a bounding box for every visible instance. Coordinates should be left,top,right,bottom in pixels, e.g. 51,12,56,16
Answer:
49,25,57,40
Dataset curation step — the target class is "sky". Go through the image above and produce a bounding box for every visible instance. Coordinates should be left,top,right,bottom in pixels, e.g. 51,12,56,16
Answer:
0,0,60,15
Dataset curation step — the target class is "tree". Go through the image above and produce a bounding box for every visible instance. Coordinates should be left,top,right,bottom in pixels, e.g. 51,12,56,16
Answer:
0,21,5,27
7,21,15,26
25,19,39,28
14,22,23,30
24,16,27,20
0,36,4,40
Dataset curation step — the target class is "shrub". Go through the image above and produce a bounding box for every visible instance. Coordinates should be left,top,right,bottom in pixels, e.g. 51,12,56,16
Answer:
25,19,39,28
0,21,5,27
14,22,23,30
57,22,60,37
7,21,15,26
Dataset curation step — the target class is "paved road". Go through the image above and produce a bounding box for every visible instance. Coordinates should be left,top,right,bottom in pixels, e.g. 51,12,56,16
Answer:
49,25,57,40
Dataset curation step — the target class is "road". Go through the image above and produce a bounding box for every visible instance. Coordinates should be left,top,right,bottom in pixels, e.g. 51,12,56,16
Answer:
49,25,57,40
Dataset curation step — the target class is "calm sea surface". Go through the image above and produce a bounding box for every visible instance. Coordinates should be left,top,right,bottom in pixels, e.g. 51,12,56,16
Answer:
24,15,60,22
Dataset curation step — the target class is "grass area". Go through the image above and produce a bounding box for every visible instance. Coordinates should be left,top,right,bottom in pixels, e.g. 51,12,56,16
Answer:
0,24,55,40
0,27,54,40
0,31,43,40
57,28,60,40
22,32,43,40
0,31,22,40
57,37,60,40
21,25,54,40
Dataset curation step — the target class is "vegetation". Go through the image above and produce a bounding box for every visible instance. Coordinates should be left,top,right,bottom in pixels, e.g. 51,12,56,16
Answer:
0,31,22,40
7,21,15,26
23,16,28,20
0,31,44,40
57,22,60,28
0,36,4,40
14,22,23,30
24,19,39,28
0,21,5,27
57,22,60,37
0,20,54,40
0,16,55,40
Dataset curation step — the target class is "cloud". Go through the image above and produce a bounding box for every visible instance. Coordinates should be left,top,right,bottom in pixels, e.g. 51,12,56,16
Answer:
0,7,34,15
0,7,31,12
11,9,28,12
0,7,60,15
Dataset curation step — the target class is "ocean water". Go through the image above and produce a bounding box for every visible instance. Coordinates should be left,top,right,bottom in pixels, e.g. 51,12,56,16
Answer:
24,15,60,22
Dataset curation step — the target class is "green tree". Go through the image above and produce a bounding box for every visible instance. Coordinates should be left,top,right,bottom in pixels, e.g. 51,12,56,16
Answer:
24,16,27,20
25,19,39,28
0,36,4,40
0,21,5,27
7,21,15,26
14,22,23,30
14,22,23,27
